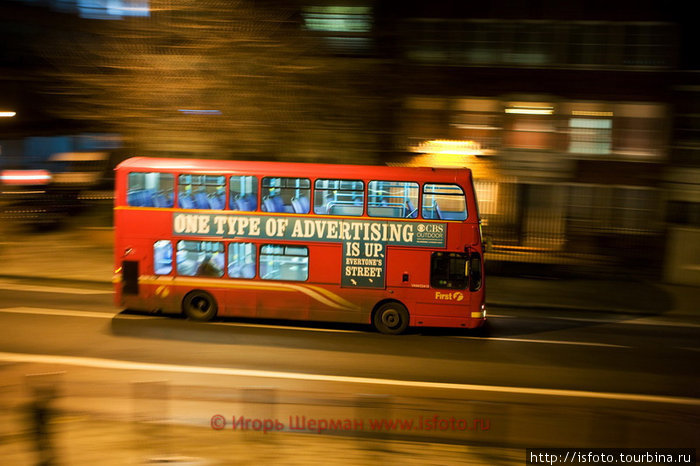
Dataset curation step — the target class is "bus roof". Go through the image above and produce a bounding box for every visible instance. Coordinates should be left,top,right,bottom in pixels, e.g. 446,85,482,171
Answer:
115,157,473,184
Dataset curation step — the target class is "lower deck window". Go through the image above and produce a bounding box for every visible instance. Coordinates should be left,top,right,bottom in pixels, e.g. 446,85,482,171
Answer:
260,244,308,281
430,252,468,289
154,240,173,275
176,240,224,277
228,242,256,279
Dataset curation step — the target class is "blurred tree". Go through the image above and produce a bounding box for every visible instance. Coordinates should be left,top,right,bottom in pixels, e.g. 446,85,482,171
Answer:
37,0,383,163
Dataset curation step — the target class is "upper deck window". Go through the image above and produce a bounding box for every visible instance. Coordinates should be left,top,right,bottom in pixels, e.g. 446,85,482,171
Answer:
314,179,364,216
422,184,468,221
230,175,258,212
262,177,310,214
127,172,174,208
178,175,226,210
368,181,419,219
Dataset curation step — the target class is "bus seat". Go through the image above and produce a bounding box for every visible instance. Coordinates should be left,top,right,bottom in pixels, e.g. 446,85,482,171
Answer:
292,196,309,214
272,195,285,212
127,190,140,206
263,196,276,212
244,194,257,211
209,193,225,210
194,191,210,209
141,190,155,207
228,263,241,277
235,195,255,211
178,195,194,209
264,195,285,213
153,192,169,208
434,201,443,220
406,200,417,218
241,263,255,278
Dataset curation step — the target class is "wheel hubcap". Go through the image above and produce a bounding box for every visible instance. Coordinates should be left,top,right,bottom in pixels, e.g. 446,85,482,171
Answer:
193,297,210,314
382,309,400,328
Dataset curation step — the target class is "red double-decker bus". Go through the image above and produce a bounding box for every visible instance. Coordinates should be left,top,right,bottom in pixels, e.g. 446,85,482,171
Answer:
113,157,485,334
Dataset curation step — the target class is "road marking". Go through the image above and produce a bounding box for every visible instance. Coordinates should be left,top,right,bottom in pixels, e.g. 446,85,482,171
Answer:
492,313,700,329
0,307,154,320
218,322,362,333
548,315,700,329
454,336,628,348
0,307,630,343
0,307,358,332
0,351,697,406
0,280,110,295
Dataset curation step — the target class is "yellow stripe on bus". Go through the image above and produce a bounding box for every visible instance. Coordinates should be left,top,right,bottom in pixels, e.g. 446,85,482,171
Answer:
135,275,358,311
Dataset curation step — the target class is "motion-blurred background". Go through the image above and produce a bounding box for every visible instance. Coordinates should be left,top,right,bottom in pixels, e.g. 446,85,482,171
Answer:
1,0,699,285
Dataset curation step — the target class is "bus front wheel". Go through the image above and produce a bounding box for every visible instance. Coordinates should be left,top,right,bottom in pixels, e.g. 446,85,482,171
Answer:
373,302,409,335
183,291,218,322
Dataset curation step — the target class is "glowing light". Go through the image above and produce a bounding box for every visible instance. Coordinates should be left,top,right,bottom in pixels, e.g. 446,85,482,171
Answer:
178,109,222,115
0,111,16,118
411,139,482,156
0,170,52,185
572,110,614,117
505,107,553,115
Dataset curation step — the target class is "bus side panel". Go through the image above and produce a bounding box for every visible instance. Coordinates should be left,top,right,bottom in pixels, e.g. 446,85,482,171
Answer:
385,248,431,290
307,285,375,324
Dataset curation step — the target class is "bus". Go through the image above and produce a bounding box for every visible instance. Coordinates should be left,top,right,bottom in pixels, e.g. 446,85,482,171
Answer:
113,157,485,334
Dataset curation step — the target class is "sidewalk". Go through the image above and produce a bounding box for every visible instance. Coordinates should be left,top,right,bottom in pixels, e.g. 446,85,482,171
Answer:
0,226,698,317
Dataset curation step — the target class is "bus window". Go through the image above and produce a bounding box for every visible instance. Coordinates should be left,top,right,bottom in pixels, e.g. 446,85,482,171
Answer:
228,242,257,279
368,181,418,218
176,240,224,277
422,184,468,221
262,177,310,214
314,179,364,216
178,174,226,210
153,240,173,275
430,252,468,289
229,175,258,212
127,172,174,207
260,244,308,281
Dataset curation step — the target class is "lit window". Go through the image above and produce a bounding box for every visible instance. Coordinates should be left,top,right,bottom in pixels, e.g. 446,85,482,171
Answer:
260,245,308,282
153,240,172,275
422,184,467,221
127,172,174,208
262,177,310,214
178,175,226,210
569,118,612,154
368,181,419,218
314,179,364,216
229,175,258,212
176,241,224,277
228,243,256,279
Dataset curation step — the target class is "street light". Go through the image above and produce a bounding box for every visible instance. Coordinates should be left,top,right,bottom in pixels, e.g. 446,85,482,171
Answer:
0,111,17,118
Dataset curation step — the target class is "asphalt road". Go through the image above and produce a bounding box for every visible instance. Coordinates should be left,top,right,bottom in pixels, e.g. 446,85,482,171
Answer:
0,276,698,451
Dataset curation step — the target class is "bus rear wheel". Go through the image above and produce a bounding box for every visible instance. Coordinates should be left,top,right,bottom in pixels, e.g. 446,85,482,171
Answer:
373,302,409,335
183,291,218,322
